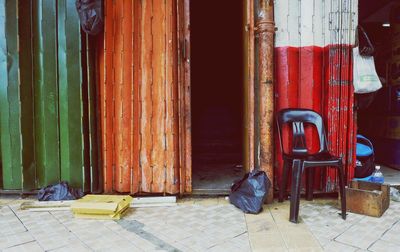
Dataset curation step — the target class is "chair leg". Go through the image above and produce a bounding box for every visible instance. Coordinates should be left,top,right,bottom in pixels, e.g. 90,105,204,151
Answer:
306,168,314,201
279,160,289,202
289,159,303,223
337,163,347,220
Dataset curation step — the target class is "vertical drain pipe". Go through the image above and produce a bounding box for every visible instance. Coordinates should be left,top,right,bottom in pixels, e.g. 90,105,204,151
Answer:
255,0,275,203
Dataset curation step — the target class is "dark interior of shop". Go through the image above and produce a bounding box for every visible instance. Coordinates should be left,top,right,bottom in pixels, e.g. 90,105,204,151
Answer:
358,0,400,182
190,0,244,192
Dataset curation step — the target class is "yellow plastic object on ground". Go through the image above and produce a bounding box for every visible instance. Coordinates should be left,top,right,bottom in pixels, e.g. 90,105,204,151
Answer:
71,195,132,220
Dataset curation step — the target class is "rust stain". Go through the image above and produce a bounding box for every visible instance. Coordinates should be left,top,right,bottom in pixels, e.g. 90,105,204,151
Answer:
132,0,142,194
114,0,133,192
165,0,180,194
245,0,255,171
183,0,192,193
151,0,167,193
177,0,185,194
139,0,154,192
101,0,115,193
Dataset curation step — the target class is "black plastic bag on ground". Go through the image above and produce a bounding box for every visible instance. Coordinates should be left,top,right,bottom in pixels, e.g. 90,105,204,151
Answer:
229,170,271,214
76,0,103,35
38,181,84,201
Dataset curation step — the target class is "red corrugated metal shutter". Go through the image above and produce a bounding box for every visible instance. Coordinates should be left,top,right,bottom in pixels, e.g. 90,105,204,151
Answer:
274,0,357,193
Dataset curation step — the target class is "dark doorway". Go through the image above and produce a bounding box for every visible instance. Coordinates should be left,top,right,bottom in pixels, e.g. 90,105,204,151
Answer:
357,1,400,182
190,0,244,193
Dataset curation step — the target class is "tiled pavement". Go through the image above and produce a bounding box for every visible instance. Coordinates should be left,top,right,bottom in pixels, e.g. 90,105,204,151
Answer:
0,196,400,251
301,200,400,252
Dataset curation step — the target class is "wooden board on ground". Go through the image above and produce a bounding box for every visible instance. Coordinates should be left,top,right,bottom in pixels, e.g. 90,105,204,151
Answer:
133,196,176,204
20,201,72,211
131,203,177,208
131,196,177,208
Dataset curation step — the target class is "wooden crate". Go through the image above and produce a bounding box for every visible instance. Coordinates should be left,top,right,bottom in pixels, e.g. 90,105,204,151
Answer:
346,180,390,217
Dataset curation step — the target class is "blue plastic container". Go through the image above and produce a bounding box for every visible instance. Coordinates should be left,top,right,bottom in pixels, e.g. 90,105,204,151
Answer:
355,135,375,178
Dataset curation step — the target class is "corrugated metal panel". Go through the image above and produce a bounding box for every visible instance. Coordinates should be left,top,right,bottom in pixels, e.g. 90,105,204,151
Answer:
33,0,60,187
0,0,23,189
177,0,192,194
0,0,98,191
58,0,87,190
82,32,102,193
18,0,36,190
243,0,255,172
99,0,184,194
274,0,358,192
0,0,37,190
165,0,180,193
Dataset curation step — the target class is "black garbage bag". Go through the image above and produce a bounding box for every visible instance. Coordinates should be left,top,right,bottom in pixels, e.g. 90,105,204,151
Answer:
38,181,84,201
229,170,271,214
76,0,103,35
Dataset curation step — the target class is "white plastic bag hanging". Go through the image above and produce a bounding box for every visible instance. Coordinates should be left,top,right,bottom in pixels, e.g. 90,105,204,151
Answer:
353,47,382,94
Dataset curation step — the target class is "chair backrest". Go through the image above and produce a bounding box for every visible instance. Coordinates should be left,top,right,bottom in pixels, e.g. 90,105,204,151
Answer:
276,108,328,156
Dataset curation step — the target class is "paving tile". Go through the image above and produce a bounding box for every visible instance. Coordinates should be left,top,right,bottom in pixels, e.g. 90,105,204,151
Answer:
193,198,219,206
0,232,35,250
7,199,36,212
323,241,359,252
380,221,400,245
245,209,279,234
254,248,287,252
301,200,400,251
269,204,296,225
0,206,27,236
60,220,135,251
217,196,230,205
208,241,250,252
246,202,323,251
0,198,15,206
282,232,322,250
177,198,195,205
132,204,250,250
49,242,92,252
9,197,400,251
10,210,82,251
335,216,397,249
300,201,365,247
230,232,252,250
169,241,195,252
275,221,312,232
248,232,287,251
368,239,400,252
114,220,174,251
288,248,322,252
3,241,44,252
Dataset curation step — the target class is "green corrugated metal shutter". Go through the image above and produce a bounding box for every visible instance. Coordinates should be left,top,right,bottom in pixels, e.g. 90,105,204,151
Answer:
58,0,87,191
0,0,37,190
19,0,37,190
33,0,61,188
0,0,22,190
0,0,99,192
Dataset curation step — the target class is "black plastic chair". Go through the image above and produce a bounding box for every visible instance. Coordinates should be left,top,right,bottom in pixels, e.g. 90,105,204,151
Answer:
276,108,346,223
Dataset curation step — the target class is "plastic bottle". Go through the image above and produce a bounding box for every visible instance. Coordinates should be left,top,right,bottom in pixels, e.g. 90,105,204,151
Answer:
371,165,384,183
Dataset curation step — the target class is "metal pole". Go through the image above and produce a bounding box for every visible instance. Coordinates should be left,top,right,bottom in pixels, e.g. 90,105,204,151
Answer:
255,0,275,203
